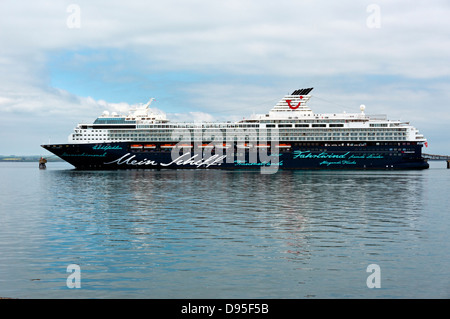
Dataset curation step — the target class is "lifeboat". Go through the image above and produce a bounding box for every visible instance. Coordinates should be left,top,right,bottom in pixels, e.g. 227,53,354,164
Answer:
198,143,213,148
215,143,230,149
130,144,143,149
143,144,156,149
256,144,270,148
237,143,250,149
176,144,193,148
161,143,176,148
276,143,291,148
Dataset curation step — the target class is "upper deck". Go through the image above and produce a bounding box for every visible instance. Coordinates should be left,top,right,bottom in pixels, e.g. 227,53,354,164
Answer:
69,88,427,144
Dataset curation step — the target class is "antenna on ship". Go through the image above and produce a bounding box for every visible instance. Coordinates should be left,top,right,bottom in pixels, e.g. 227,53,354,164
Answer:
144,98,155,109
360,104,366,114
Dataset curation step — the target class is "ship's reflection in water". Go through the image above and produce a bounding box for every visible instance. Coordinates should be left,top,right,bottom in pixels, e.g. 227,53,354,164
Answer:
32,165,443,298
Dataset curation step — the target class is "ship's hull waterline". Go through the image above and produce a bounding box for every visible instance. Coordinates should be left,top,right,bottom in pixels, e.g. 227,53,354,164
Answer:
41,142,429,170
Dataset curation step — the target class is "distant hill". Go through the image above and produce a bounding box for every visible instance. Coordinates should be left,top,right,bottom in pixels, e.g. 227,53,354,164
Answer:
0,156,63,162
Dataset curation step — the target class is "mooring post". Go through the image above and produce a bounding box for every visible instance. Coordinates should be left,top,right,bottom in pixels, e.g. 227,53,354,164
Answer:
447,160,450,169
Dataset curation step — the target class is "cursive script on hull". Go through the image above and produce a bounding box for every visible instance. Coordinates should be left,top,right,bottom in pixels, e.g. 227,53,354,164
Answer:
92,145,123,151
161,153,227,168
293,150,350,159
104,153,158,166
104,152,227,168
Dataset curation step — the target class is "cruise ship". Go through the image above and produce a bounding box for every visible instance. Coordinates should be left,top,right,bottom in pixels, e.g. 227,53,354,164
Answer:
41,88,429,170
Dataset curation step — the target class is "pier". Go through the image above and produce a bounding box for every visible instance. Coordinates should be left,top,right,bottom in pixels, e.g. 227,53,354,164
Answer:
423,154,450,168
423,153,450,160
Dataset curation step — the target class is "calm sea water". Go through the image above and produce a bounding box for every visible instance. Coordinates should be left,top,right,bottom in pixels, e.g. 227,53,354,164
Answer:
0,161,449,299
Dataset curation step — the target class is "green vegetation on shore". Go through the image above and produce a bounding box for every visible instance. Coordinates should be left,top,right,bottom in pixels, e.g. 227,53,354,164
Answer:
0,155,63,162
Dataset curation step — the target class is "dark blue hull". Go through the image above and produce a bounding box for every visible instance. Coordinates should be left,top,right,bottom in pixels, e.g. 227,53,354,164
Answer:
41,142,429,170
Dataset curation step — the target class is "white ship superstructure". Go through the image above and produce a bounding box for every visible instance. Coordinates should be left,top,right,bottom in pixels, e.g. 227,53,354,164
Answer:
68,88,426,146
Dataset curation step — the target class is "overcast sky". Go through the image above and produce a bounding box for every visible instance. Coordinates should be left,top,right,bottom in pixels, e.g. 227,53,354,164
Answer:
1,0,449,155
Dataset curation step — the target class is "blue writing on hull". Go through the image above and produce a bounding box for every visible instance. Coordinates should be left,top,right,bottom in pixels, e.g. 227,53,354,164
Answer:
92,145,123,151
